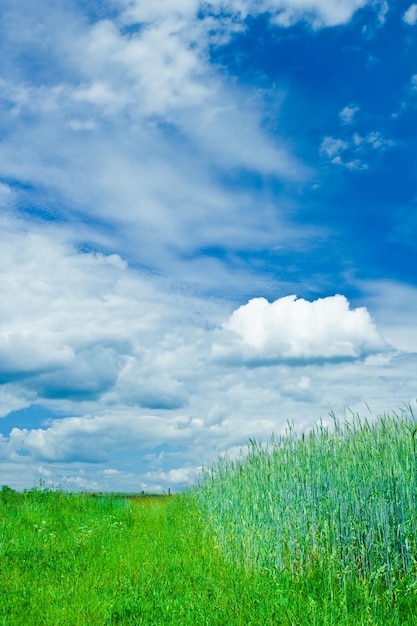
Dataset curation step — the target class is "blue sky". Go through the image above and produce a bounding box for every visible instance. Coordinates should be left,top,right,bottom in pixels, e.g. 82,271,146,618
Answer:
1,0,417,492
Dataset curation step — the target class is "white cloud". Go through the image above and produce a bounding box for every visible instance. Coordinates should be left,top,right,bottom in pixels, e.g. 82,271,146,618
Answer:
376,0,389,25
216,294,387,363
75,16,209,116
0,0,370,199
117,0,198,26
403,4,417,25
2,340,417,492
0,386,34,418
4,412,196,463
353,131,394,149
320,129,394,168
0,182,13,204
204,0,370,28
267,0,373,26
339,104,359,125
320,136,348,158
102,468,123,475
143,466,201,485
343,157,368,170
0,3,296,182
110,357,189,409
0,229,131,393
280,375,316,401
0,0,310,289
0,218,221,407
122,0,370,30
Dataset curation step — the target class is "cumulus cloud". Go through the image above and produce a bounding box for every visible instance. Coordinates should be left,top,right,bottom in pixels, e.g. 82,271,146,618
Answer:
215,294,387,364
403,4,417,25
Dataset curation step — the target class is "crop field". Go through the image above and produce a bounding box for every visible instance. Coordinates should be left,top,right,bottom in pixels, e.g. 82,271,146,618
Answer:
1,410,417,624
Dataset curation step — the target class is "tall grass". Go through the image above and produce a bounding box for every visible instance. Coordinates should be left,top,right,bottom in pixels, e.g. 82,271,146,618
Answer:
195,408,417,599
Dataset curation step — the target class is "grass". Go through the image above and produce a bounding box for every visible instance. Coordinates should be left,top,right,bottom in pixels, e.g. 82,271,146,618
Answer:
1,408,417,624
0,487,287,625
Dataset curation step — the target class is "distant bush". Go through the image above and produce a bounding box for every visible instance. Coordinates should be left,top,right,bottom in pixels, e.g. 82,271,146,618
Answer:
0,485,21,505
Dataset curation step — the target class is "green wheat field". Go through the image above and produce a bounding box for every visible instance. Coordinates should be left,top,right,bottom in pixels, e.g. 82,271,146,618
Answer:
2,409,417,625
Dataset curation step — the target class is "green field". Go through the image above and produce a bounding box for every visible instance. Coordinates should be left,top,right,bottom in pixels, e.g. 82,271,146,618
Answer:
1,410,417,624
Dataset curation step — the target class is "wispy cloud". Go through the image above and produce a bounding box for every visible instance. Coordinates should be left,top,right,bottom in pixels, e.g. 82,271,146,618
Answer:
0,0,309,290
339,104,360,125
320,137,349,159
217,0,371,28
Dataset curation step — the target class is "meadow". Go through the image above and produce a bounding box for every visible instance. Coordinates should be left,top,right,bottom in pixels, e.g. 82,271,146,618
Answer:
1,409,417,624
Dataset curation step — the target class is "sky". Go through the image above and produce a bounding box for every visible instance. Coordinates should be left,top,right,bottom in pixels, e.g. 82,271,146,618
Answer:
1,0,417,492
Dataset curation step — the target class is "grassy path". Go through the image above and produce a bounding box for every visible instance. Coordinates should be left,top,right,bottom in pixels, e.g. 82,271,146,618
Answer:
0,491,283,625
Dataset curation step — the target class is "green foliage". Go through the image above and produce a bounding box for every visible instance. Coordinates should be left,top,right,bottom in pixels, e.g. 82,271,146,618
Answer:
0,486,21,505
